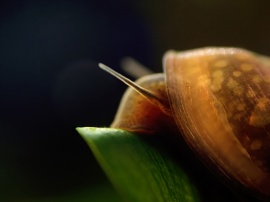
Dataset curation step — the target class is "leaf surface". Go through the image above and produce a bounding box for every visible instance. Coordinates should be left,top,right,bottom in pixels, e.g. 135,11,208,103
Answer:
77,127,200,202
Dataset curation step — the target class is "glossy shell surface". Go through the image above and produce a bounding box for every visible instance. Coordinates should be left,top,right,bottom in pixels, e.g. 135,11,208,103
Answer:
164,47,270,197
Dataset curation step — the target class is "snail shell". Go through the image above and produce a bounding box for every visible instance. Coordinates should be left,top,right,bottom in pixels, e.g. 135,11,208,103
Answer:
99,47,270,199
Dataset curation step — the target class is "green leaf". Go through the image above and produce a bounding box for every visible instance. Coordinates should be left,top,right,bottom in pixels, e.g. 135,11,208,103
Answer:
76,127,200,202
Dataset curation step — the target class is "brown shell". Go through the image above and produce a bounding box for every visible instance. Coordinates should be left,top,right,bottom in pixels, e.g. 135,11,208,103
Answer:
164,47,270,198
101,47,270,199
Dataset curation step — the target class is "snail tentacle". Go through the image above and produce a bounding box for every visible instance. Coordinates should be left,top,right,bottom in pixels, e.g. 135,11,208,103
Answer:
99,63,171,115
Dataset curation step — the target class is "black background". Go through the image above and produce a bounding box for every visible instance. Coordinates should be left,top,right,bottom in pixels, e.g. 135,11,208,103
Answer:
1,0,270,200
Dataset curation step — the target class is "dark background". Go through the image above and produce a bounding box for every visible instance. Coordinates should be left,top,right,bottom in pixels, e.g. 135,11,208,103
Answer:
1,0,270,200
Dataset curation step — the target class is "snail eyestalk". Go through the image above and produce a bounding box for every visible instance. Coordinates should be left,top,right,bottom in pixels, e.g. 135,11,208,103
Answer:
98,63,171,115
120,57,153,78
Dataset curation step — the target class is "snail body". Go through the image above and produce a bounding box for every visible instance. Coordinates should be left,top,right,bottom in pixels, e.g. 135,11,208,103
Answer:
99,47,270,199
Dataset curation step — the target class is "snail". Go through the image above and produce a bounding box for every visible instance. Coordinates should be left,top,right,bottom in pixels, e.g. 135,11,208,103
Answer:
99,47,270,200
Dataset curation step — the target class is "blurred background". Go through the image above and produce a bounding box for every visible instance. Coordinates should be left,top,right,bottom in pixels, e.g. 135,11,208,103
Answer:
1,0,270,201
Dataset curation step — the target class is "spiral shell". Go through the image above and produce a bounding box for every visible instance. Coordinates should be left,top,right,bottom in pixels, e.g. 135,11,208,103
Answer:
100,47,270,199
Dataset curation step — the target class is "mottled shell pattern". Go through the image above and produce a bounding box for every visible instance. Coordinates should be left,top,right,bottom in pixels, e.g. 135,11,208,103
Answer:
99,47,270,199
164,47,270,198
